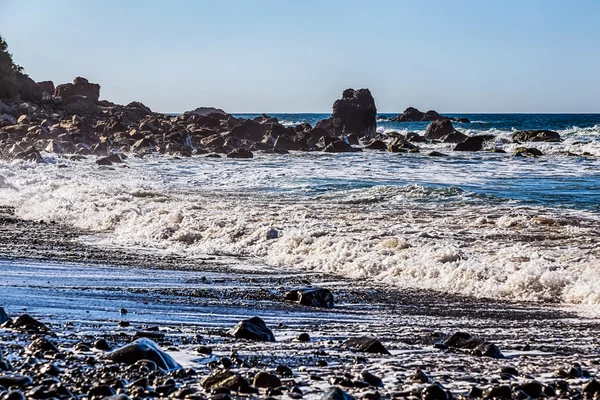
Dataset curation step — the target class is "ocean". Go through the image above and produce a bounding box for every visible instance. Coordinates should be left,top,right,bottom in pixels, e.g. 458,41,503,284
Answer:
1,113,599,310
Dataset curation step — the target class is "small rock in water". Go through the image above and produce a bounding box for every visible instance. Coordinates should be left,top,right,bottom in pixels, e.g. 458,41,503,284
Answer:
228,316,275,342
421,383,449,400
106,338,181,371
266,227,279,239
196,346,213,355
295,332,311,342
443,332,504,359
5,314,50,333
284,287,334,308
120,308,128,315
26,337,59,354
360,370,383,387
202,370,250,392
499,366,518,376
0,308,8,324
483,385,511,399
276,365,293,377
253,371,281,388
118,320,130,328
412,368,429,383
343,336,390,355
94,339,110,351
322,387,356,400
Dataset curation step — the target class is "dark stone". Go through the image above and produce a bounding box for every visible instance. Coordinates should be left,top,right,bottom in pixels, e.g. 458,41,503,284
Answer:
133,330,165,339
36,81,55,96
88,385,116,398
516,381,544,398
440,131,468,143
4,314,50,333
55,77,100,102
499,366,518,376
454,135,494,151
422,384,448,400
5,391,26,400
26,337,59,354
228,316,275,342
483,386,511,399
228,120,268,142
106,338,182,371
196,346,213,355
322,387,356,400
412,368,429,383
343,337,390,355
424,120,457,140
428,151,448,157
406,132,428,143
365,140,387,150
284,287,334,308
274,135,304,151
253,372,281,388
322,139,358,153
392,107,425,122
61,95,101,114
422,110,450,121
512,130,561,143
16,74,42,102
583,380,600,395
0,308,7,324
202,370,250,392
296,333,310,342
276,365,293,377
360,370,383,387
444,332,504,359
326,88,377,138
388,137,417,152
227,148,253,159
0,376,32,388
456,117,471,123
513,147,543,157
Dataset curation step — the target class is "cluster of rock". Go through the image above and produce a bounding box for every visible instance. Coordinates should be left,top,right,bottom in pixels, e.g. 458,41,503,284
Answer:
388,107,471,123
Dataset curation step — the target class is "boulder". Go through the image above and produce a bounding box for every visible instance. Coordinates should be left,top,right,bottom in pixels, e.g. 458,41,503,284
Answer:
422,110,449,121
0,376,33,389
2,314,50,333
185,107,226,116
454,135,495,151
202,370,251,392
322,138,358,153
253,372,281,388
227,148,253,159
16,74,42,102
343,336,390,355
26,337,59,354
513,147,543,157
0,308,7,324
227,119,268,142
440,131,469,143
425,120,458,140
512,130,561,143
406,132,427,143
61,95,101,114
392,107,425,122
443,332,504,359
284,287,334,308
326,88,377,138
274,135,303,151
365,139,387,150
36,81,55,96
228,316,275,342
105,338,182,371
55,77,100,102
322,387,356,400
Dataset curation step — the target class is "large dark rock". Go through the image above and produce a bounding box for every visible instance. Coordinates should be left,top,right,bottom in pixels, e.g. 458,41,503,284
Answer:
227,148,253,159
16,74,42,102
284,287,334,308
185,107,226,116
392,107,425,122
2,314,50,334
36,81,55,95
454,135,495,151
0,375,33,388
424,120,458,140
202,370,251,392
106,338,182,371
324,88,377,138
343,336,390,355
322,387,356,400
55,77,100,102
227,119,268,142
253,372,281,388
322,138,358,153
422,110,449,121
228,316,275,342
61,95,101,114
0,308,8,324
274,135,304,151
440,131,468,143
443,332,504,359
512,130,561,143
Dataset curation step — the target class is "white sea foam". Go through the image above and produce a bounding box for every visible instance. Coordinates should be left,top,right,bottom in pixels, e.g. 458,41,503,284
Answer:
0,150,599,313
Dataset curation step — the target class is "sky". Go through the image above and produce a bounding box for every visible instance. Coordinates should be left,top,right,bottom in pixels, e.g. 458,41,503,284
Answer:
1,0,599,113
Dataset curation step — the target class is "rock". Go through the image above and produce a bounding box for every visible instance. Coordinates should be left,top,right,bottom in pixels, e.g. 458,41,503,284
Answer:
62,95,101,114
55,77,101,102
274,135,303,151
440,131,468,143
88,385,116,398
16,74,42,102
392,107,425,122
36,81,55,96
227,148,253,159
512,130,561,143
428,151,448,157
413,368,429,383
228,316,275,342
422,384,448,400
26,337,59,354
388,137,417,152
424,120,457,140
515,381,544,398
407,132,427,143
186,107,226,116
105,338,182,371
456,117,471,123
94,339,110,351
284,287,334,308
443,332,504,359
96,153,124,165
499,366,518,376
253,372,281,388
276,365,293,377
0,375,33,388
365,139,387,150
483,386,511,399
295,333,310,342
325,88,377,138
360,370,383,387
228,119,268,142
454,135,494,151
322,387,356,400
202,370,251,392
583,380,600,396
3,314,50,333
322,138,358,153
513,147,543,157
422,110,449,121
343,337,390,355
0,308,8,324
5,391,26,400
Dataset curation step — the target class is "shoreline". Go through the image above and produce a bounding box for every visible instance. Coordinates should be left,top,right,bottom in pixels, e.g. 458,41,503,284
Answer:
3,209,600,398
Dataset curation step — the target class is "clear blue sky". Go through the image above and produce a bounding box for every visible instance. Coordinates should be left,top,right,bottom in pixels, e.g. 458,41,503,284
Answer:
1,0,599,113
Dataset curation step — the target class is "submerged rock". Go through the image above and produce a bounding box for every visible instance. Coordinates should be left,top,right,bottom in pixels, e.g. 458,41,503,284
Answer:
227,148,253,159
343,336,390,355
284,287,334,308
253,371,281,388
454,135,495,151
0,308,8,324
106,338,181,371
228,316,275,342
513,147,543,157
202,370,251,392
322,386,356,400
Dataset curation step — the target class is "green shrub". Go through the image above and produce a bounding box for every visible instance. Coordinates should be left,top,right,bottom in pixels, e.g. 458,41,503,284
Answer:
0,35,24,99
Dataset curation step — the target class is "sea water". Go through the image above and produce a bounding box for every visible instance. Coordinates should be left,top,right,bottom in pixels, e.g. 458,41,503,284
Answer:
0,114,599,309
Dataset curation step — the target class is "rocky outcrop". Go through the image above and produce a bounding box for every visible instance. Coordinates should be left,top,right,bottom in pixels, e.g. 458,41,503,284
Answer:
16,74,42,102
319,88,377,138
37,81,55,95
61,95,100,114
55,77,100,102
106,338,182,371
390,107,470,123
185,107,226,116
512,130,561,143
454,135,495,151
228,316,275,341
425,120,458,140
